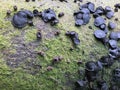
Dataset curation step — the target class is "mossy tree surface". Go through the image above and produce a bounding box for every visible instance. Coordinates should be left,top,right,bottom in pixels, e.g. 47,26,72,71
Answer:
0,0,120,90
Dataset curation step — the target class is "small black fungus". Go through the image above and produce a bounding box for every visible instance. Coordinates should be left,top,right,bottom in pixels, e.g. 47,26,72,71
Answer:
66,31,80,45
6,10,11,16
99,55,114,67
36,31,42,40
13,5,17,11
58,12,64,17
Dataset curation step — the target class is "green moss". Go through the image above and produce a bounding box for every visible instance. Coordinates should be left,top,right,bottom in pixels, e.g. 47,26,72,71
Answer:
25,28,37,42
0,35,10,49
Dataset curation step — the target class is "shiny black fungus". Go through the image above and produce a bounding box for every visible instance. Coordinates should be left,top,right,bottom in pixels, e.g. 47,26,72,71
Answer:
94,30,106,40
112,68,120,85
85,61,102,72
108,40,118,49
99,24,106,30
52,56,63,64
50,19,59,26
23,10,34,19
94,16,105,27
65,31,80,45
41,8,58,24
109,32,119,41
106,11,114,19
58,12,64,17
88,26,92,29
13,5,17,11
97,80,108,90
104,28,109,34
114,8,118,12
75,19,84,26
93,12,100,18
108,22,116,30
74,9,91,26
104,6,114,19
12,12,28,28
114,3,120,9
82,14,91,25
85,61,102,82
12,10,34,28
102,37,109,45
87,2,95,13
93,6,105,16
33,9,39,16
109,48,120,59
36,31,42,40
81,8,90,14
105,6,112,12
80,3,88,9
6,10,11,16
85,70,99,82
75,13,83,19
99,55,114,67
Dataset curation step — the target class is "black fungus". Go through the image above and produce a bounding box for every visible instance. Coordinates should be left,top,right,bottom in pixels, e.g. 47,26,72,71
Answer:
6,10,11,16
108,40,118,49
114,3,120,9
94,30,106,40
112,68,120,86
105,6,112,12
87,2,95,13
85,61,102,82
41,8,58,25
50,19,59,26
58,12,64,17
33,9,39,16
99,55,114,67
108,22,116,30
36,31,42,40
109,48,120,59
109,32,119,41
99,24,106,30
75,19,84,26
94,16,105,27
93,6,105,16
82,14,91,25
104,6,114,19
52,56,63,64
88,26,92,29
97,80,108,90
74,7,91,26
66,31,80,45
13,5,17,11
106,11,114,19
12,12,28,28
114,8,118,12
81,8,90,14
12,10,34,28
